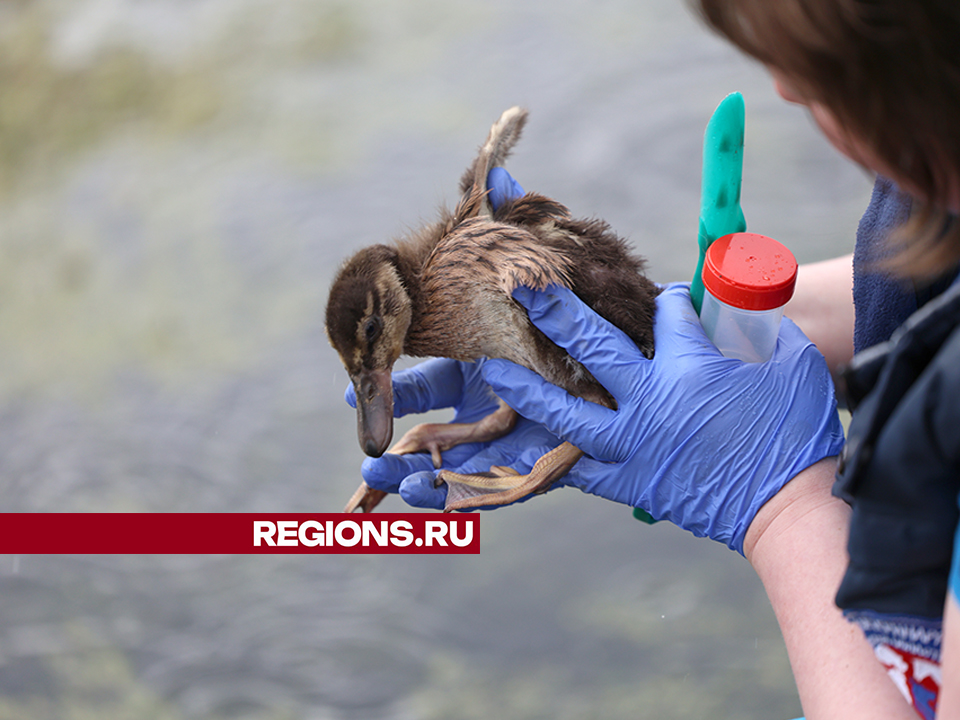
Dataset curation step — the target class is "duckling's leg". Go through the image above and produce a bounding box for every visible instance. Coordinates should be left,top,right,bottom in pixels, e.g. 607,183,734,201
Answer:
343,400,517,513
344,482,387,513
439,441,584,511
387,399,518,468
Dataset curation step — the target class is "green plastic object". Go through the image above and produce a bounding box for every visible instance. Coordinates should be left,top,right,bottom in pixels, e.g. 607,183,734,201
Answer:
633,92,747,525
690,92,747,315
632,507,657,524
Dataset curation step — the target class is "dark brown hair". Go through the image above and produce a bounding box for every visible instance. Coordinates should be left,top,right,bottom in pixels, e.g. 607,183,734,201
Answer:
690,0,960,280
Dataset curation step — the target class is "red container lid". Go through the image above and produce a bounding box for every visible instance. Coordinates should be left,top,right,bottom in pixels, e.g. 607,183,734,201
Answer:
702,232,798,311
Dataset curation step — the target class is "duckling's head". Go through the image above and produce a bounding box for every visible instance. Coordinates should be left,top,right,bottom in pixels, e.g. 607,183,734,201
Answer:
325,245,412,458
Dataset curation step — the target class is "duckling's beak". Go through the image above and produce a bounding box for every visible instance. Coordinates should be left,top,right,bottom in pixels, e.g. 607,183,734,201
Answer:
355,369,394,457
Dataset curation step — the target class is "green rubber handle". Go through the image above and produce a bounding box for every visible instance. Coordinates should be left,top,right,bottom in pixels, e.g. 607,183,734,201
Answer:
633,93,747,526
690,92,747,315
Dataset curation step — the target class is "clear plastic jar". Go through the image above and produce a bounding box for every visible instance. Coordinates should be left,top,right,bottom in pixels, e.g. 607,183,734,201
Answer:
699,232,798,363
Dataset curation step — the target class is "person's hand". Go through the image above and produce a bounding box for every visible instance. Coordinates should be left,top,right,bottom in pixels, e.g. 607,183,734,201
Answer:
487,167,525,210
346,358,565,509
480,283,846,554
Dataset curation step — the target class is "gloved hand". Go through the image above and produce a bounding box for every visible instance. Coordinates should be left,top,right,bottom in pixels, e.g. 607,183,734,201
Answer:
487,167,525,210
481,283,846,554
345,358,566,509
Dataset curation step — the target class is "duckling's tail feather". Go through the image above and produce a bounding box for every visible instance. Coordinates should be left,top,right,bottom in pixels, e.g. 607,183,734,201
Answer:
459,106,529,210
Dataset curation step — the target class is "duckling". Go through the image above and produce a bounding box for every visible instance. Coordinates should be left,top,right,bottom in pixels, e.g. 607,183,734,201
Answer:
326,107,659,513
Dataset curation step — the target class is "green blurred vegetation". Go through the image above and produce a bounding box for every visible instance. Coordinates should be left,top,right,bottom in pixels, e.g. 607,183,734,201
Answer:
0,648,185,720
0,8,220,194
410,578,800,720
0,1,366,194
0,2,368,398
0,646,297,720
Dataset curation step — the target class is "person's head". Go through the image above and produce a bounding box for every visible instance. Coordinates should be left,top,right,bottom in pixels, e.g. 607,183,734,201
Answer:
690,0,960,279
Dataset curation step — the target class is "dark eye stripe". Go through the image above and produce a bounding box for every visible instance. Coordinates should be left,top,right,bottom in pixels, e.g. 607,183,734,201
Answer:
364,317,382,343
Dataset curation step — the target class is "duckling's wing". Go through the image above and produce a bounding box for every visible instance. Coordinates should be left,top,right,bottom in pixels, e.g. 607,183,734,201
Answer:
425,218,574,291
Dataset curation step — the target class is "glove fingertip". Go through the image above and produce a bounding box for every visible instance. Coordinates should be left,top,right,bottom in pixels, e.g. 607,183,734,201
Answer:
510,285,536,307
390,358,466,416
480,358,525,393
480,357,510,381
399,472,447,510
391,382,427,417
344,384,357,409
775,315,815,348
509,284,572,319
480,360,540,413
487,167,524,210
362,453,435,493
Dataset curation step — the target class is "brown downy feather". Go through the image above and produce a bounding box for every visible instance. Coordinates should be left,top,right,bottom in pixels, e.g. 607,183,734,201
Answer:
325,105,658,476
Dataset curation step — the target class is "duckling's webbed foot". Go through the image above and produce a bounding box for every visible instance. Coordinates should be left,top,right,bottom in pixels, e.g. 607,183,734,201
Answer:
344,482,388,513
343,400,518,513
387,399,518,468
440,441,584,511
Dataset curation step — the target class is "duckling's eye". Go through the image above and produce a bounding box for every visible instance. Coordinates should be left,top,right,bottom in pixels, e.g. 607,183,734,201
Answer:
363,317,382,343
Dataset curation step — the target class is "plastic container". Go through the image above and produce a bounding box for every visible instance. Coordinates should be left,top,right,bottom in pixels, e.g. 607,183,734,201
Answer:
699,232,798,363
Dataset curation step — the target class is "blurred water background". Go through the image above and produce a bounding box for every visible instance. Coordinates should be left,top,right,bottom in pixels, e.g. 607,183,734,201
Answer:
0,1,873,719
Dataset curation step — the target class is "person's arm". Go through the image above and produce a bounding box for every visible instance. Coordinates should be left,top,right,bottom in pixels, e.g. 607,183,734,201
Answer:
935,509,960,718
744,458,915,720
784,254,855,379
938,595,960,718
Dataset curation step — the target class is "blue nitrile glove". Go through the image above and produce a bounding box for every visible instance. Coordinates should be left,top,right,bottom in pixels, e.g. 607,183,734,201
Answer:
487,167,524,210
345,358,566,509
481,283,846,554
